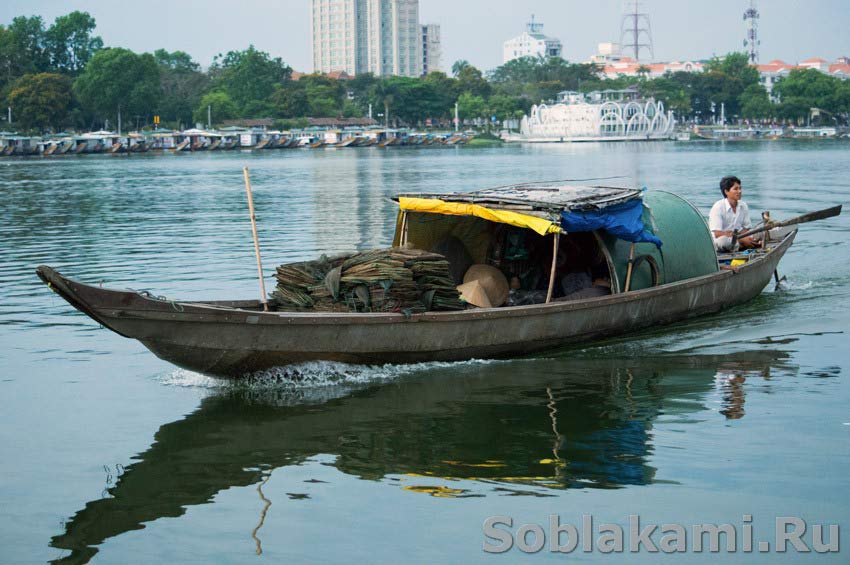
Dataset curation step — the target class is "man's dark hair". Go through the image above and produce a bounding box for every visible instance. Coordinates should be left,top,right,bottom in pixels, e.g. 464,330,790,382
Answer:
720,176,741,197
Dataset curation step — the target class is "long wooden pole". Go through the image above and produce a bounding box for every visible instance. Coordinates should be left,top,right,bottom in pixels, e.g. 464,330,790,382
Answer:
400,210,408,246
624,243,636,293
545,232,560,303
243,167,268,311
733,204,842,244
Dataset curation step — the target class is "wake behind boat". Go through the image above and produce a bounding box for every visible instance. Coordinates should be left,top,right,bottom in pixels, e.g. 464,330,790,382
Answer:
37,181,814,378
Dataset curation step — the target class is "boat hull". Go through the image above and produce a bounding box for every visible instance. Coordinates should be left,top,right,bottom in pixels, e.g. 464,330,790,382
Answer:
37,231,795,377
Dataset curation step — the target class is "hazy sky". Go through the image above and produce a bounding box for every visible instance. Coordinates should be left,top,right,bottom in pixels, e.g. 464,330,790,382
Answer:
2,0,849,72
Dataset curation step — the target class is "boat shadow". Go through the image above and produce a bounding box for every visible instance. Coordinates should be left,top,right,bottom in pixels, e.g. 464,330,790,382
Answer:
50,349,795,563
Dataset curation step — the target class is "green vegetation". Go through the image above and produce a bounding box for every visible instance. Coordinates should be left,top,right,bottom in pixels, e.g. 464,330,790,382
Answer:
2,10,849,133
465,132,503,147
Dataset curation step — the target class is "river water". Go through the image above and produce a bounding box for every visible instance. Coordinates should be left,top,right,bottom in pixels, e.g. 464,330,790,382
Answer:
1,142,848,563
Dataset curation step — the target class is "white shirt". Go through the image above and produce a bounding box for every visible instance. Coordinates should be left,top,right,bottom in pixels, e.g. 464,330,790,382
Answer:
709,198,751,234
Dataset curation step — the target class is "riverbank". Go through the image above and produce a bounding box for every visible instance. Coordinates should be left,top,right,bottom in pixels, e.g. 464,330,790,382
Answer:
0,128,473,156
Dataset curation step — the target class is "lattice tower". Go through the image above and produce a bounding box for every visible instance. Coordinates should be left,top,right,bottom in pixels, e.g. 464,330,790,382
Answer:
619,0,654,62
743,0,760,64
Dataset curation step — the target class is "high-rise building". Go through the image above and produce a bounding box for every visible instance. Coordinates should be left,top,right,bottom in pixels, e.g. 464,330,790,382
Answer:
421,24,441,74
311,0,422,77
503,15,562,64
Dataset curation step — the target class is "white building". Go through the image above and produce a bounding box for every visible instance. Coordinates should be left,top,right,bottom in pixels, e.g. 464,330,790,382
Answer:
513,89,675,142
421,23,441,75
588,42,626,65
311,0,422,77
503,16,562,64
599,59,704,80
756,57,850,101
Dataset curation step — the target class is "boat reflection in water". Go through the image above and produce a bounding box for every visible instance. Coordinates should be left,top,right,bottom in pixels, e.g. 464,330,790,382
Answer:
51,349,795,562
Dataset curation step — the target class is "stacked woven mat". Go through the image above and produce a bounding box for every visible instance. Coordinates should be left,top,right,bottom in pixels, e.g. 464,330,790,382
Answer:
270,247,465,313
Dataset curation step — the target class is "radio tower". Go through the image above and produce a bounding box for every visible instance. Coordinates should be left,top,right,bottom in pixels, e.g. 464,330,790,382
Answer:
620,0,654,62
743,0,760,63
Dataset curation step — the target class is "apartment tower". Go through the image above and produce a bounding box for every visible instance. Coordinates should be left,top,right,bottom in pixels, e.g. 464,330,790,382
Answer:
311,0,423,77
421,23,441,74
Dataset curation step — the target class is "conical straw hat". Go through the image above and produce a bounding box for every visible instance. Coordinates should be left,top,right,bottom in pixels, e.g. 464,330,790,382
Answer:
462,264,509,307
456,280,493,308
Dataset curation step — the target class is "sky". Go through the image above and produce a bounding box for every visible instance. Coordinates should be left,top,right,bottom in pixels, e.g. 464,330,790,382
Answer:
2,0,849,72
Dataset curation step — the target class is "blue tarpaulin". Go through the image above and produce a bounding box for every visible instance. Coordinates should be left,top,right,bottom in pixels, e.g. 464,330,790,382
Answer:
560,198,663,248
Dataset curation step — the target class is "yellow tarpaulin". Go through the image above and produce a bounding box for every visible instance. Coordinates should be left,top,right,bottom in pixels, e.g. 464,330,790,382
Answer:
398,197,561,236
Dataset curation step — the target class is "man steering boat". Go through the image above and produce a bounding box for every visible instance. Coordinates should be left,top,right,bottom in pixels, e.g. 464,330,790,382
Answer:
709,175,758,252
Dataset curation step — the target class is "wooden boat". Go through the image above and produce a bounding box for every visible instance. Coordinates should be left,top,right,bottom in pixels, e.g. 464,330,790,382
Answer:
173,138,190,152
37,182,805,378
108,142,127,154
253,138,272,150
335,137,357,148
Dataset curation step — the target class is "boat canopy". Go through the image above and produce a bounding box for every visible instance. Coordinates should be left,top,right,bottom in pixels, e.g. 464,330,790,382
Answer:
396,181,642,213
393,183,718,294
597,191,718,292
394,181,659,244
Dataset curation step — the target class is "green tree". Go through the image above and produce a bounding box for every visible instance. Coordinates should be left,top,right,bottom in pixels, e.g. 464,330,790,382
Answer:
342,99,362,118
193,91,238,125
456,64,491,97
704,52,759,86
208,45,291,113
373,79,398,126
0,16,49,90
640,75,692,117
6,72,72,131
773,68,846,119
489,56,601,104
270,82,309,118
154,49,208,127
74,48,160,128
738,84,774,120
154,49,199,72
457,92,487,122
700,52,760,118
451,59,470,77
487,94,528,122
44,11,102,74
422,71,459,118
300,74,345,117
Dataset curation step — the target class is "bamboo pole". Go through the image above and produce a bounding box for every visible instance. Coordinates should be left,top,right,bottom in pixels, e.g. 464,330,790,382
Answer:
400,210,408,246
545,232,560,303
624,243,636,292
243,167,268,311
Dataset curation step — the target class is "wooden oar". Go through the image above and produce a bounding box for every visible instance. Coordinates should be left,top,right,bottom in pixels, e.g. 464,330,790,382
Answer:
243,167,269,312
733,204,842,244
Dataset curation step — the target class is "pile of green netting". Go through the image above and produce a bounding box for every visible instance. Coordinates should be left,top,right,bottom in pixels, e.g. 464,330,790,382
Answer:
269,247,466,313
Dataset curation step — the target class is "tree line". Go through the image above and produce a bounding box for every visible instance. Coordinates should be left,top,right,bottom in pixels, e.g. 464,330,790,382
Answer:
2,12,849,133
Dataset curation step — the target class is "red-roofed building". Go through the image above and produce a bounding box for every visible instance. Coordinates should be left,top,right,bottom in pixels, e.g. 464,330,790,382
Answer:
829,64,850,79
799,58,829,72
600,60,704,80
756,57,850,100
756,61,797,99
